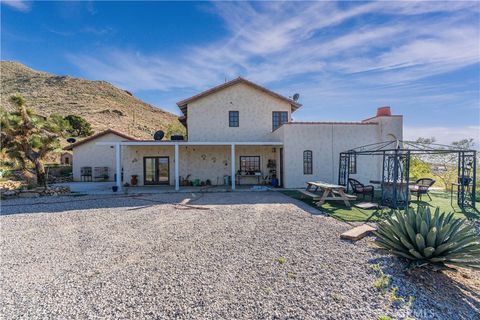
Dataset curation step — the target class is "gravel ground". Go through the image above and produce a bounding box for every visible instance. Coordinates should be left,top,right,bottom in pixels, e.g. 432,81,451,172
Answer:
1,192,478,319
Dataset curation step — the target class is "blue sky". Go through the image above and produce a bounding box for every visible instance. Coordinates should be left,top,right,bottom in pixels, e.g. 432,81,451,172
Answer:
2,1,479,145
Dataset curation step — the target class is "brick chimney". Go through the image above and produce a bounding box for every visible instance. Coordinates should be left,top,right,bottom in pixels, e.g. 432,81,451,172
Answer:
376,106,391,117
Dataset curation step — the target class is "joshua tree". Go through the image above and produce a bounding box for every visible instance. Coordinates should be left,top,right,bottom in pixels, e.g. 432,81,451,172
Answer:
1,95,67,187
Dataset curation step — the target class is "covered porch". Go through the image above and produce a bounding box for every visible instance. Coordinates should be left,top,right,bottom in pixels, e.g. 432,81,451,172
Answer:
97,140,283,192
55,182,266,195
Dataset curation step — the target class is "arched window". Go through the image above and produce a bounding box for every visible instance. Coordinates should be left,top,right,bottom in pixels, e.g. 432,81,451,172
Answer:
303,150,312,174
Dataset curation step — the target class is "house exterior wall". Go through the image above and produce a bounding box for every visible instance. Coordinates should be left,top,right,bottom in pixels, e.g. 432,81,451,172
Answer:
235,145,278,185
363,115,403,141
71,133,125,181
121,145,278,186
279,116,402,188
186,82,291,142
122,145,177,186
71,77,404,192
75,116,402,188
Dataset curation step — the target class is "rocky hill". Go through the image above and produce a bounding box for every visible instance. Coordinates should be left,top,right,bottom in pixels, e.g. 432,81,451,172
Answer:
0,61,183,139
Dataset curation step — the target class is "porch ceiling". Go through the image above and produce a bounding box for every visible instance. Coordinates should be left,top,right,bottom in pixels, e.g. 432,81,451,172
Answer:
97,141,283,146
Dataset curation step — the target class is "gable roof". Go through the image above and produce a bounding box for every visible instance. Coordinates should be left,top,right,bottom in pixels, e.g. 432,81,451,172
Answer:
63,129,137,150
176,77,302,115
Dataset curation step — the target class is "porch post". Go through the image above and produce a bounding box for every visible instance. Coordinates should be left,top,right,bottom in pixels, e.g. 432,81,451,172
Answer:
115,143,122,191
231,143,236,190
175,144,179,191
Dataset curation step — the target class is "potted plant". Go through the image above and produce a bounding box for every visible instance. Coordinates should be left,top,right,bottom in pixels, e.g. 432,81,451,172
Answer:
130,175,138,186
181,174,191,186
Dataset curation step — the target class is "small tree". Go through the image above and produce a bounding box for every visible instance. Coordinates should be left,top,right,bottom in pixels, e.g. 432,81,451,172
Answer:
415,137,476,191
416,137,436,145
1,95,67,187
64,114,93,137
451,138,475,150
165,121,187,139
410,157,432,181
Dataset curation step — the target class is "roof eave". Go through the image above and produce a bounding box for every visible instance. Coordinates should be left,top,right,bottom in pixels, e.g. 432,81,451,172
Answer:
63,129,137,150
176,77,302,115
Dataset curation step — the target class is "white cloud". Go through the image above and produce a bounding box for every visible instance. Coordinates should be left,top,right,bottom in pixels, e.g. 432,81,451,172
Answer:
69,1,479,90
2,0,30,12
67,49,221,91
66,0,480,137
334,24,479,84
404,126,480,146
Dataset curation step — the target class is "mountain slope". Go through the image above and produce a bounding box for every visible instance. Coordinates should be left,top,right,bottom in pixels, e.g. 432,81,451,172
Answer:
0,61,183,139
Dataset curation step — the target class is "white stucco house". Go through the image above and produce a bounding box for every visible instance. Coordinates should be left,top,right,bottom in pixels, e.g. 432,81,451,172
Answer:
65,77,402,191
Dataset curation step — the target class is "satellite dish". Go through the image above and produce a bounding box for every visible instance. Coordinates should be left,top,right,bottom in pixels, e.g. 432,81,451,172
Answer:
66,138,76,144
293,93,300,102
153,130,165,141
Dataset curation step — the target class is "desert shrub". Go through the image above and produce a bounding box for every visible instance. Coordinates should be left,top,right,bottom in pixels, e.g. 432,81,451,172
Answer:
64,114,93,137
375,207,480,270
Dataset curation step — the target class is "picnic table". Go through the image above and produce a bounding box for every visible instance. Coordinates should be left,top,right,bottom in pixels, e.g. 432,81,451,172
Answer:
301,181,356,207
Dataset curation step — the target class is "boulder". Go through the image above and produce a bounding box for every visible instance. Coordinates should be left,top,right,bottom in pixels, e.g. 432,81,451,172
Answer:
18,191,40,198
1,190,17,197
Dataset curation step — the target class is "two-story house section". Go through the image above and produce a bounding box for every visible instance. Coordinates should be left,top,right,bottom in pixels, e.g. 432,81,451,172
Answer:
67,77,402,191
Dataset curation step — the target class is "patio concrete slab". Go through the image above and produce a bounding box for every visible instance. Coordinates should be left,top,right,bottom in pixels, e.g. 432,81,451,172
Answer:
54,182,115,194
54,182,275,195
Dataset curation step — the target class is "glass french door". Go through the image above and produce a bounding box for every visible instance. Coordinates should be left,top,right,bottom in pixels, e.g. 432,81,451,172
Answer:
143,157,169,185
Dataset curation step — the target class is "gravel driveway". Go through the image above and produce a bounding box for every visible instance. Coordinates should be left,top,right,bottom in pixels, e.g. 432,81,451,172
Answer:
1,192,478,319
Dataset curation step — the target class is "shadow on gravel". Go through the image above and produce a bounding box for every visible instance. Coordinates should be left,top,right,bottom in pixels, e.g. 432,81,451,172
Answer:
0,191,323,216
368,256,480,318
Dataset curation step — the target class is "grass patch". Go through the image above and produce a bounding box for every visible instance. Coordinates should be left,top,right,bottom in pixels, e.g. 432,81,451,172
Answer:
372,264,390,290
276,256,286,264
281,190,479,222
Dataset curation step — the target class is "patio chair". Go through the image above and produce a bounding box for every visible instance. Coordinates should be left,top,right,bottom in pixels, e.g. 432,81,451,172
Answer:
450,169,472,206
348,178,374,201
409,178,435,201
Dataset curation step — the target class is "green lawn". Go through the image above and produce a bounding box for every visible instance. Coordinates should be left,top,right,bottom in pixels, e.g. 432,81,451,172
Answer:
281,190,479,222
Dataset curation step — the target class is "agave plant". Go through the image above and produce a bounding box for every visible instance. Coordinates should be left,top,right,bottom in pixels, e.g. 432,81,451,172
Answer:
374,207,480,270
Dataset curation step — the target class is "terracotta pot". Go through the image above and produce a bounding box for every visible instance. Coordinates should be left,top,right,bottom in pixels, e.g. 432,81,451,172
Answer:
130,175,138,186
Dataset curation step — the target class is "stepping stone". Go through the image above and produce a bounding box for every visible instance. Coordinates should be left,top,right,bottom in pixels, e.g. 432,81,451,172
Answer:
341,224,377,241
355,202,379,209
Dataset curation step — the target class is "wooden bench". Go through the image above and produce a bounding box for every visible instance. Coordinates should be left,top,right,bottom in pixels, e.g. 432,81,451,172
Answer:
332,190,357,200
299,189,321,200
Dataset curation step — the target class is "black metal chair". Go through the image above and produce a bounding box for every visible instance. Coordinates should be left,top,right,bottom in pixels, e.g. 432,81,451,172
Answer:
409,178,435,201
450,169,472,206
348,178,374,201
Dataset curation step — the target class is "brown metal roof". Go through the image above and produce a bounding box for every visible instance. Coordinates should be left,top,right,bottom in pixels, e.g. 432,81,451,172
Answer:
63,129,137,150
176,77,302,116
